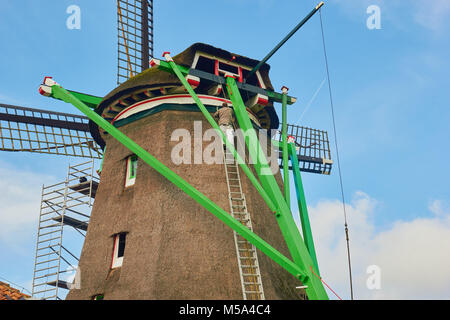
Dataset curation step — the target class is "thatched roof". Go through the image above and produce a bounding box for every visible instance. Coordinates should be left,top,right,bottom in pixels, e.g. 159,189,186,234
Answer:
90,43,279,148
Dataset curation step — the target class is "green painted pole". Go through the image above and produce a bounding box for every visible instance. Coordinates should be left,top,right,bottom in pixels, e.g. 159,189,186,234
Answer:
245,1,325,81
152,59,298,105
162,53,277,213
281,86,290,209
288,142,320,274
44,80,309,283
225,76,328,300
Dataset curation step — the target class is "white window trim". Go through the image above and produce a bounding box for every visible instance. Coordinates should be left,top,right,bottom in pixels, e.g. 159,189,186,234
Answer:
111,234,124,269
125,155,137,187
192,51,267,89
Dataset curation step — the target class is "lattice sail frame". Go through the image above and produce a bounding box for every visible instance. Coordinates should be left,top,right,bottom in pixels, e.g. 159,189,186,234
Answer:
277,123,332,175
0,104,102,159
117,0,154,85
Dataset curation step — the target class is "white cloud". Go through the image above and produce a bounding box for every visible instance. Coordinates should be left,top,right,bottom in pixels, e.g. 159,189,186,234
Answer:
413,0,450,32
303,192,450,300
0,162,55,244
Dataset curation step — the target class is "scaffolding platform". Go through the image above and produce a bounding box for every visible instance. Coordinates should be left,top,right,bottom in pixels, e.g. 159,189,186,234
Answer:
69,180,99,198
31,160,99,300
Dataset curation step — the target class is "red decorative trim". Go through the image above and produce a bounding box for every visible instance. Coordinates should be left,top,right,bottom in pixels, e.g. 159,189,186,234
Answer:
150,58,160,67
257,96,269,106
187,77,200,87
38,86,47,96
43,76,52,84
238,67,243,83
162,51,170,57
214,60,219,76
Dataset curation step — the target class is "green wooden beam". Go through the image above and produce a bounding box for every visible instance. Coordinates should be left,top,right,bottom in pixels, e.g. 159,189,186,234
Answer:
152,58,297,105
47,89,102,109
288,142,320,274
281,87,290,209
225,76,328,300
163,53,277,213
43,79,309,286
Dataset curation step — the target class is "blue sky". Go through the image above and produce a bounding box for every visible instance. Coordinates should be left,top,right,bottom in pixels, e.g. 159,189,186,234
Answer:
0,0,449,299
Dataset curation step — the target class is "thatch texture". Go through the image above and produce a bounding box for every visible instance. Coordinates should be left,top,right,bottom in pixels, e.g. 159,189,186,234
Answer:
68,110,304,300
89,43,280,149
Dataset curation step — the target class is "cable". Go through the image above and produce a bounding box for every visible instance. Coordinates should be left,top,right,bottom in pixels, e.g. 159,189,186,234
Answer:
0,275,32,295
319,9,354,300
294,77,327,126
309,266,342,300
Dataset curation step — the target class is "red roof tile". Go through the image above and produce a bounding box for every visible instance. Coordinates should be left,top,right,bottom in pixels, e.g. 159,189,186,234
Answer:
0,281,30,300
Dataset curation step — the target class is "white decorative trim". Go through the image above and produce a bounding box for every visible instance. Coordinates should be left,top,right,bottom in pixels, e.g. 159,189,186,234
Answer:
112,94,261,127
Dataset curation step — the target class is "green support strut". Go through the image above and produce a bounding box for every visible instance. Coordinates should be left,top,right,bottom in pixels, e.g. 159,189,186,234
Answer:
281,86,290,209
224,76,328,300
162,52,277,213
288,142,320,274
41,78,312,290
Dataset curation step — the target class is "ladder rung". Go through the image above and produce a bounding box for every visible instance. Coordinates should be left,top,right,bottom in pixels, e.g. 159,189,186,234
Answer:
238,249,255,253
240,264,259,267
244,291,262,294
239,257,257,260
36,251,58,259
35,258,59,266
34,265,58,273
40,223,62,229
38,236,60,244
34,272,58,280
32,288,57,295
39,229,61,237
37,243,61,251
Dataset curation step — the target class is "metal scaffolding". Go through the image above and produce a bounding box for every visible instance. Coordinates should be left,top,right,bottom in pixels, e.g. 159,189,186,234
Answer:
31,160,99,300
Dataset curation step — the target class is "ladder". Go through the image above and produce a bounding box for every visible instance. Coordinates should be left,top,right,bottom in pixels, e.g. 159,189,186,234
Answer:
223,148,265,300
31,160,98,300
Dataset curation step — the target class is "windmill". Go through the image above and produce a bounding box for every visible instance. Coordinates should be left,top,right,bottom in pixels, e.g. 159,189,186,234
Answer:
1,1,334,300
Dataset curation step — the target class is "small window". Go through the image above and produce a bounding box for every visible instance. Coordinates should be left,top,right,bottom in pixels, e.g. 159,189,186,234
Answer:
111,233,127,269
216,61,242,81
125,155,138,187
241,68,264,88
195,56,215,73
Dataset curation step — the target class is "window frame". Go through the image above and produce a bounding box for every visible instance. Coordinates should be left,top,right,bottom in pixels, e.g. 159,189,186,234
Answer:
125,155,138,187
111,233,126,269
192,52,266,88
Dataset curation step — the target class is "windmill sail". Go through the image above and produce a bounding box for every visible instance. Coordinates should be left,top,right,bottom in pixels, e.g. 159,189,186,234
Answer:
117,0,154,85
0,103,102,159
277,123,333,175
